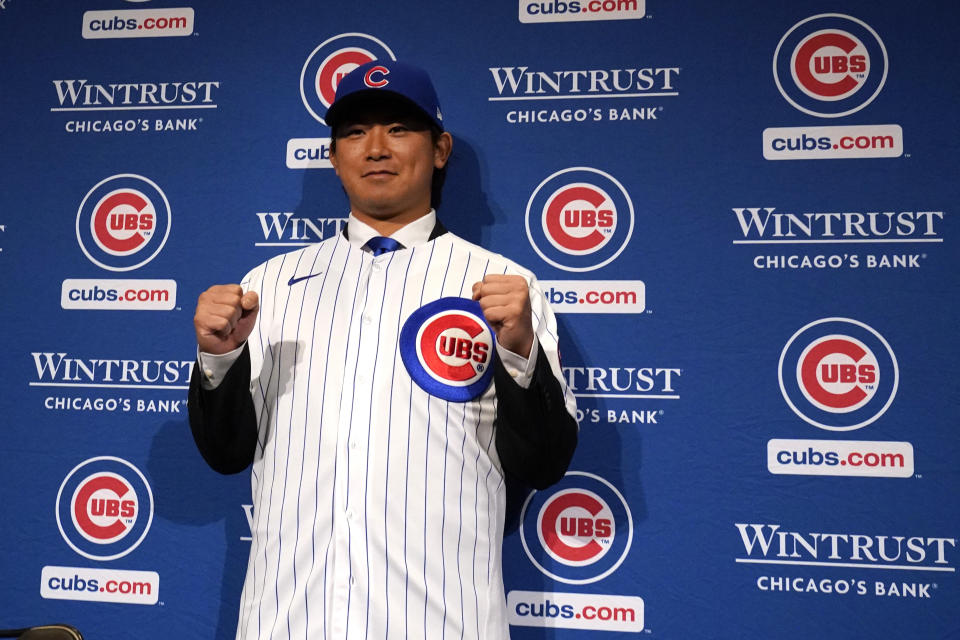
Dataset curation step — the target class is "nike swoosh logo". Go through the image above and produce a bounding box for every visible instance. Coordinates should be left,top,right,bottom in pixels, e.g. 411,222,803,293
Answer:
287,272,323,286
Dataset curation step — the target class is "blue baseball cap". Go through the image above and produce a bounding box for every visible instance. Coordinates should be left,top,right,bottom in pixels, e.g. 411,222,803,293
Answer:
325,60,444,132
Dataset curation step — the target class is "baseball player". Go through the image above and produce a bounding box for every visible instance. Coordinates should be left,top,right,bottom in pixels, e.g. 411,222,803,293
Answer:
189,60,578,640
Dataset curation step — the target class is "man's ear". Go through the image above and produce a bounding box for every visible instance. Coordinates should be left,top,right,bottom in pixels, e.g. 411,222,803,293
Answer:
434,132,453,169
329,146,340,176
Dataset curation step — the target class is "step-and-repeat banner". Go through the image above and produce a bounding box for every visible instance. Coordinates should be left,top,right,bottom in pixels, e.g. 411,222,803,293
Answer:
2,1,958,638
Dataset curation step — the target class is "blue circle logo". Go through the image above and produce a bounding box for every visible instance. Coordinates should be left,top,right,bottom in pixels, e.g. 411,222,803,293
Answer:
520,472,633,584
779,318,898,431
299,33,396,124
399,297,496,402
75,174,171,272
525,167,634,272
56,456,154,561
774,14,888,118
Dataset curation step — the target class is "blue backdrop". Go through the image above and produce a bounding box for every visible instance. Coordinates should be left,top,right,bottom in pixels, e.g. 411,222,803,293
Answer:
1,0,958,637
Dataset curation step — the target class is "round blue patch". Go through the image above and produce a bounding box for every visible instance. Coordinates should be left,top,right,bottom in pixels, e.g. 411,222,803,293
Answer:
55,456,154,561
399,297,497,402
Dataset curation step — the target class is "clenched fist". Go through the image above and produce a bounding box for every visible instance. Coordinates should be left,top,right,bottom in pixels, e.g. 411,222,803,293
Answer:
471,274,534,358
194,284,259,355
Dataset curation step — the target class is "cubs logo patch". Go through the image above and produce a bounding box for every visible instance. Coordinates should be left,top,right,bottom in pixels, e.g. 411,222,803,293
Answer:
399,297,497,401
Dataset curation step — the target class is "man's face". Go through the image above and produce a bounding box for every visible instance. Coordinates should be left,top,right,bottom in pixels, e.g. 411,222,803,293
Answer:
329,101,452,225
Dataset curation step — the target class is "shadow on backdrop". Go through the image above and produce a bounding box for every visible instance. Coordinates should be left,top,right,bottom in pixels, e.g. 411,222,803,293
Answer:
148,420,247,640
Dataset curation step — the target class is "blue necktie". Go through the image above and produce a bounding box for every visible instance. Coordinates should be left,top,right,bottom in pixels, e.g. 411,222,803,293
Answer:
364,236,403,256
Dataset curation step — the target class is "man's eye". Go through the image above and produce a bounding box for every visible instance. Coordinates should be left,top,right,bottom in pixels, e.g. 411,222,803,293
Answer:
390,125,409,133
343,128,364,137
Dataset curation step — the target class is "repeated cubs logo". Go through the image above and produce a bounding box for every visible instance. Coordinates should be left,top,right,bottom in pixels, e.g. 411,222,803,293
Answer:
779,318,898,431
76,174,171,272
56,456,154,561
525,167,634,272
520,472,632,584
399,297,496,402
774,14,888,118
299,33,396,124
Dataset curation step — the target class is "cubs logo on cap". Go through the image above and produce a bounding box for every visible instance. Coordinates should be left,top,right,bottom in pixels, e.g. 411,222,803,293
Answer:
325,59,444,131
399,297,496,402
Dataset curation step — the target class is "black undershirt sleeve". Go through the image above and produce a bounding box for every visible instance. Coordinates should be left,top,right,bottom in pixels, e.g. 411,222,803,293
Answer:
187,344,258,475
493,344,578,491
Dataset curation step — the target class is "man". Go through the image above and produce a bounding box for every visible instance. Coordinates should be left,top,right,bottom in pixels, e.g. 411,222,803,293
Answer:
189,60,578,640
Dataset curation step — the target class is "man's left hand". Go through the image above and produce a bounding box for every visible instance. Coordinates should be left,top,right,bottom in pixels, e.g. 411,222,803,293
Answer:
472,274,534,358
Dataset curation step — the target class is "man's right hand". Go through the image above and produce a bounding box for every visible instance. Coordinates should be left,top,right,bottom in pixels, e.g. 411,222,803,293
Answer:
194,285,260,355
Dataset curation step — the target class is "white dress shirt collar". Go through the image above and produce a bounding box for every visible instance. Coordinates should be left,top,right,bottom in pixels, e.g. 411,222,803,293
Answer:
346,210,437,252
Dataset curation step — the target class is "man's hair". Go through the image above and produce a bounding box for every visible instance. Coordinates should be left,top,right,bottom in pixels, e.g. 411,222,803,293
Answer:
329,101,448,209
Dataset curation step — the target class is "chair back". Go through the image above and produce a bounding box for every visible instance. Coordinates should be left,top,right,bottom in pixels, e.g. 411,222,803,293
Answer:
0,625,83,640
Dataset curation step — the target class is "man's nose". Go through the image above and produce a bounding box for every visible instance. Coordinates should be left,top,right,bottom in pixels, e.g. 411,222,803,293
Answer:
365,125,390,159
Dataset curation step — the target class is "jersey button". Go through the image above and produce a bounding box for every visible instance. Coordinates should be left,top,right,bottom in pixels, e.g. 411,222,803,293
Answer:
350,441,357,450
362,314,372,325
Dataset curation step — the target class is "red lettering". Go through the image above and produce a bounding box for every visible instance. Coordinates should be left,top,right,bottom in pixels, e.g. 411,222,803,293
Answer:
839,364,857,383
472,342,489,364
438,336,456,357
120,500,135,518
455,338,473,360
594,518,612,537
849,55,866,73
859,364,876,384
577,518,593,537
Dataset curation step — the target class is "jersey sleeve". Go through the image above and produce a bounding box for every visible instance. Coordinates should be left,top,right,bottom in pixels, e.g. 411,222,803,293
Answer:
187,264,267,474
493,274,579,490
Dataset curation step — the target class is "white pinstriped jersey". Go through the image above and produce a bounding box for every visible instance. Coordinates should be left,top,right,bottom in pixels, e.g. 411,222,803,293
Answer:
234,229,575,640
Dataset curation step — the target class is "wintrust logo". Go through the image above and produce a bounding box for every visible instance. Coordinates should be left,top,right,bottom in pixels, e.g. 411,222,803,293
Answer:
731,206,944,272
489,64,678,125
735,523,956,571
52,79,218,135
255,212,346,246
736,523,957,600
29,351,192,415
